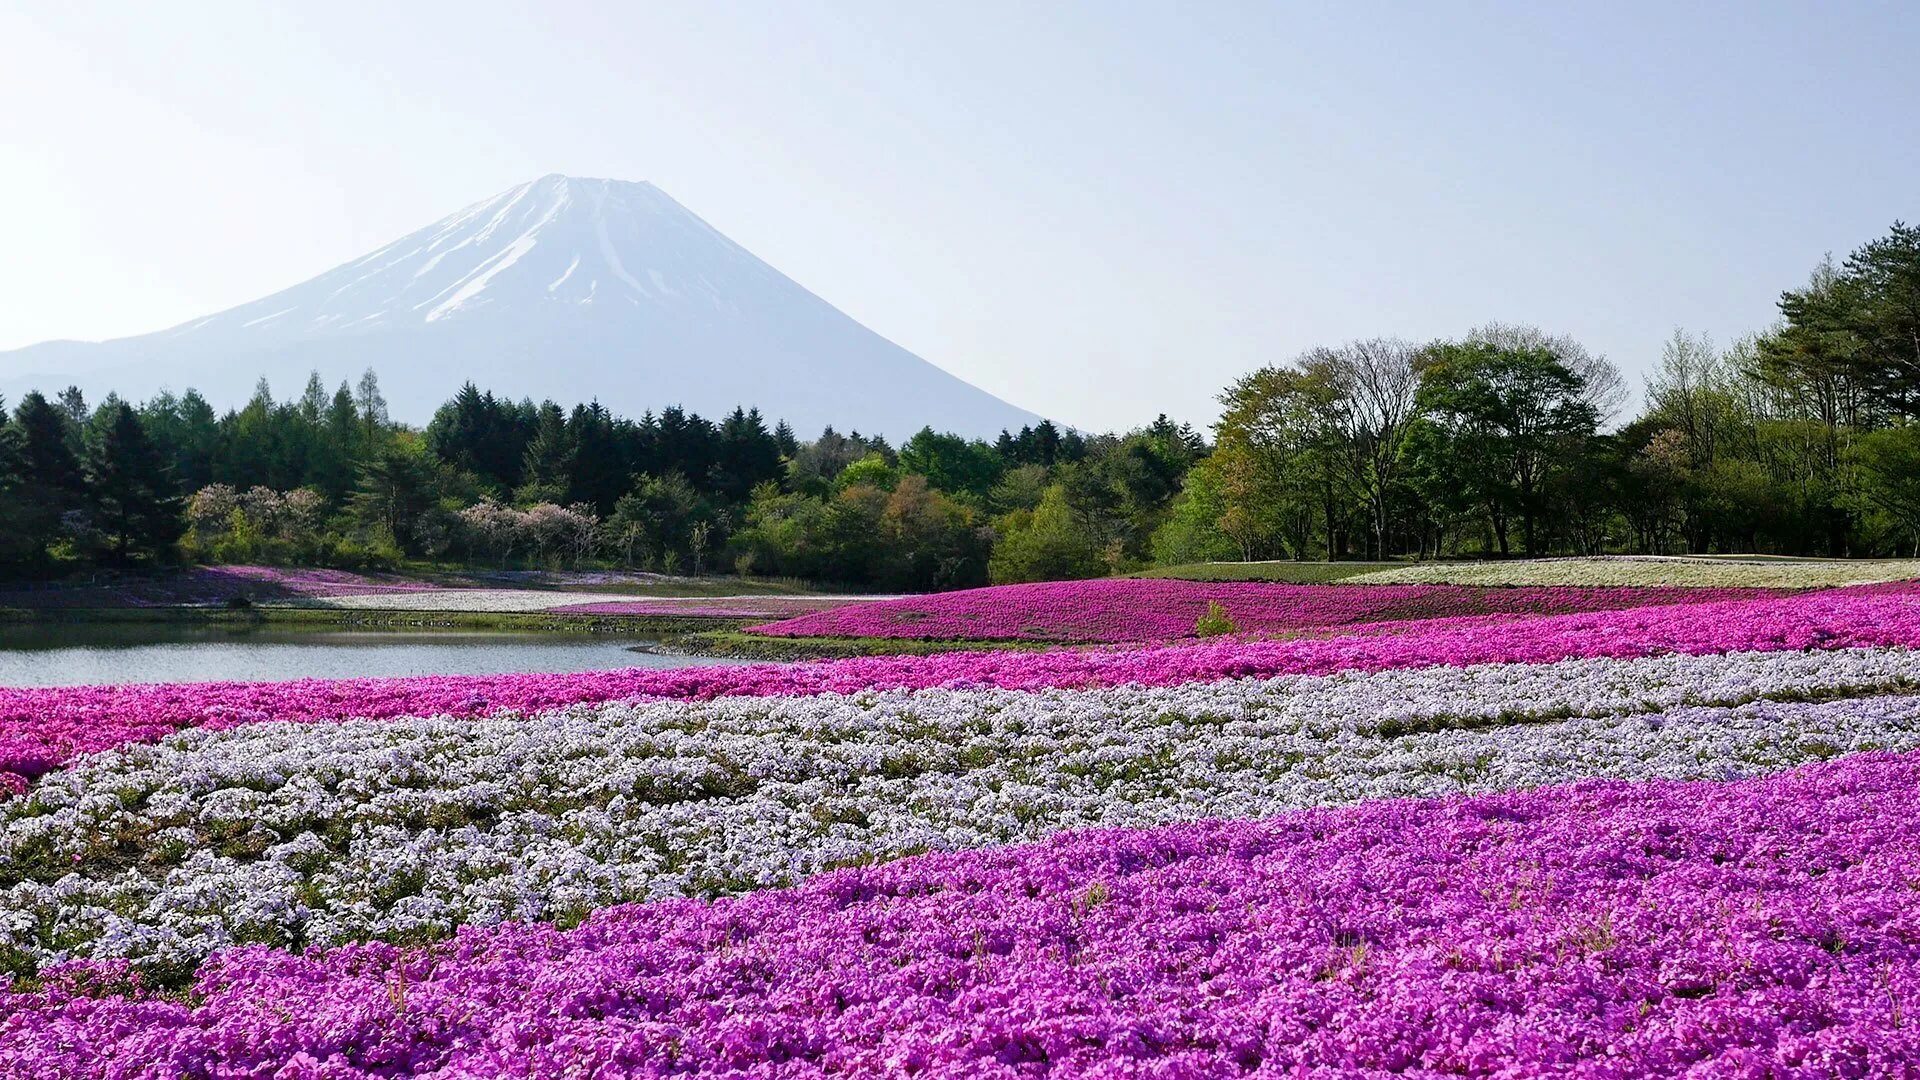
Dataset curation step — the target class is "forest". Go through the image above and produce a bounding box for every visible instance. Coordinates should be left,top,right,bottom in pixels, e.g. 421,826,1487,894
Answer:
0,221,1914,589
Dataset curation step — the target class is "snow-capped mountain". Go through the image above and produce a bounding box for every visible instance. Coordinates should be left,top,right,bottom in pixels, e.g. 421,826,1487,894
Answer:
0,175,1041,437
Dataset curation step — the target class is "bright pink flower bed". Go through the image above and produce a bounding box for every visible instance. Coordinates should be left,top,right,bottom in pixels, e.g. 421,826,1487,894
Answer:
2,584,1919,794
747,578,1785,642
9,751,1919,1076
547,596,866,619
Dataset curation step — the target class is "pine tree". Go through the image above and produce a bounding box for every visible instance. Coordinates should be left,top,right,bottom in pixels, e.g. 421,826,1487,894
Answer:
14,391,84,496
350,444,437,553
716,406,782,502
566,401,629,513
0,399,34,568
355,369,389,440
10,391,86,562
84,403,183,563
519,402,574,502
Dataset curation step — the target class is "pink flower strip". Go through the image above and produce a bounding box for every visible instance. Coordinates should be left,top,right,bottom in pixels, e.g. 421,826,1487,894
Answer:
748,579,1786,642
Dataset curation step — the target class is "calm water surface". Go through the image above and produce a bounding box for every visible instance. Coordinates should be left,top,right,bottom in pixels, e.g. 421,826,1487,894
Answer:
0,624,743,687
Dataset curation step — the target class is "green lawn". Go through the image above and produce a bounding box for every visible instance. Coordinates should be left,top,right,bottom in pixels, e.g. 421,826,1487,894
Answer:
1129,561,1399,584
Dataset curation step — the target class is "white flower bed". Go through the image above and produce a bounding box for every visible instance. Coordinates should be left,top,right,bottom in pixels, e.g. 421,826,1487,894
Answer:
1346,557,1920,589
290,589,892,613
286,589,660,612
6,646,1920,976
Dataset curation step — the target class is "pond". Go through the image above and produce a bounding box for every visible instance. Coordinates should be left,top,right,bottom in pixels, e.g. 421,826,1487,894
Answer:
0,623,744,687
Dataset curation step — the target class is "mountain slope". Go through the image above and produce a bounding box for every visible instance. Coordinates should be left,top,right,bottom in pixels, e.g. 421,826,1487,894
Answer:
0,175,1042,437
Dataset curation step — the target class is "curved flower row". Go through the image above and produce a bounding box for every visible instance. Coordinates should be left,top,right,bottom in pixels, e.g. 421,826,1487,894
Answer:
746,578,1782,641
6,583,1920,793
8,751,1919,1077
8,646,1920,980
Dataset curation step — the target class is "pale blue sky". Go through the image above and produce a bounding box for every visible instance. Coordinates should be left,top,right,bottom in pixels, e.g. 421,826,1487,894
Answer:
2,1,1915,431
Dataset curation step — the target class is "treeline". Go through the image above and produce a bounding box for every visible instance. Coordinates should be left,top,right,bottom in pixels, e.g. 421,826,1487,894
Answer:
0,367,1203,590
1162,221,1920,562
3,220,1912,588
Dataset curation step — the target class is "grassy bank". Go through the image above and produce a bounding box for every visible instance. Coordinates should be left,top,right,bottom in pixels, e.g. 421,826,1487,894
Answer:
665,628,1048,661
1131,561,1403,583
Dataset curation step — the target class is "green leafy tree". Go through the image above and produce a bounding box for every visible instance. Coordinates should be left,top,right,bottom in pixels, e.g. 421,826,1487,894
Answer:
836,452,898,492
1150,455,1248,565
898,428,1003,502
988,485,1105,583
876,474,990,589
1858,425,1920,554
1215,360,1351,558
606,472,713,569
1416,341,1598,555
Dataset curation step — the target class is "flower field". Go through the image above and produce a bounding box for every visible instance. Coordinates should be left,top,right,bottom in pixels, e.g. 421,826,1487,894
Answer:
7,579,1920,1073
746,577,1782,642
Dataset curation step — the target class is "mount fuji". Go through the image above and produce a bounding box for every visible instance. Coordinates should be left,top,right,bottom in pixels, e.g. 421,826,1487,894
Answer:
0,175,1042,437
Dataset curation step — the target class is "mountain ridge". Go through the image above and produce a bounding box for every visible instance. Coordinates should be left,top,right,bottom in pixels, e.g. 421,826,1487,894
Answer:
0,175,1043,437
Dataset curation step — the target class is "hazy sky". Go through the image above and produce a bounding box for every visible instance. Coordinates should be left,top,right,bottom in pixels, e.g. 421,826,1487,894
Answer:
2,2,1915,431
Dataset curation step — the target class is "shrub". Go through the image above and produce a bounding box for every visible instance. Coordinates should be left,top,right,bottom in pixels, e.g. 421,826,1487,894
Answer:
1194,599,1239,637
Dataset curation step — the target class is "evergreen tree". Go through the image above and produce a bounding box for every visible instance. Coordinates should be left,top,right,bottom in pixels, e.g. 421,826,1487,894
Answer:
566,401,630,513
139,389,221,491
519,402,574,502
83,403,182,563
898,427,1003,501
715,407,784,503
350,443,438,554
1032,420,1063,466
652,406,719,483
12,391,86,558
0,400,35,568
426,383,533,493
355,369,389,440
55,387,89,432
312,383,362,502
16,392,83,493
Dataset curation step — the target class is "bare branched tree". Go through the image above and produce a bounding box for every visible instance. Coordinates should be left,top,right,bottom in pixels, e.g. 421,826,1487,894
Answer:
1325,338,1422,559
1468,322,1628,425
